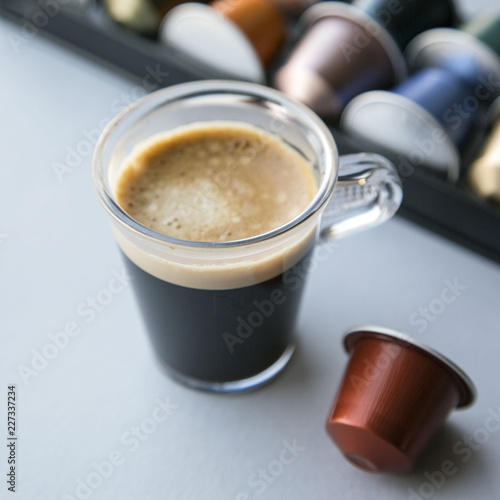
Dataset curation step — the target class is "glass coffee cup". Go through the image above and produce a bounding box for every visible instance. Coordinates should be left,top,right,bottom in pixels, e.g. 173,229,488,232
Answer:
92,80,402,393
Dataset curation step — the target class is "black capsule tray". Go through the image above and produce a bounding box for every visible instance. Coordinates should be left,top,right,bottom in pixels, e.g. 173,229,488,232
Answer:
2,0,499,262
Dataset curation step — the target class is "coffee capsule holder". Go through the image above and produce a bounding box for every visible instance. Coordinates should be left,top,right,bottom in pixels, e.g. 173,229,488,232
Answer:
2,0,499,262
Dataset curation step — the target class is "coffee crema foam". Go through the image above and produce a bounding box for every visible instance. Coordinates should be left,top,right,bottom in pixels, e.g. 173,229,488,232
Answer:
116,124,317,242
113,122,319,289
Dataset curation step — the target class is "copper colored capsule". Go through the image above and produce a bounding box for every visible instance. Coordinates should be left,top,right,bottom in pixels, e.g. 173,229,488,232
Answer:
274,2,406,118
212,0,286,66
212,0,287,67
326,326,476,473
468,114,500,203
159,0,287,82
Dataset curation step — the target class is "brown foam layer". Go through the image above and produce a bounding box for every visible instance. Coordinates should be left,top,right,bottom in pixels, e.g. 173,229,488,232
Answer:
116,124,316,242
112,122,319,289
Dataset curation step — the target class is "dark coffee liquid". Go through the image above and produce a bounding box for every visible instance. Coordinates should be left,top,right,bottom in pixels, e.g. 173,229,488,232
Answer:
122,250,312,382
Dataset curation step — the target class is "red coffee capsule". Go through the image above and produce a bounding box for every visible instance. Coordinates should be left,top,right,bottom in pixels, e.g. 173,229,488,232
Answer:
326,326,476,473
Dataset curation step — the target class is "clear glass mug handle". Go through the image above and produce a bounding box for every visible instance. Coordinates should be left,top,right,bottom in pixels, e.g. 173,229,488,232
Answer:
320,153,403,241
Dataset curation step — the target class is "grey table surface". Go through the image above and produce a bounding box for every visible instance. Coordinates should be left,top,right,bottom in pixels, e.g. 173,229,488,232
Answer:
1,1,500,499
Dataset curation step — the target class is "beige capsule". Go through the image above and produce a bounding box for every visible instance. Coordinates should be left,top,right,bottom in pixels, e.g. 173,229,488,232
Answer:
468,116,500,204
105,0,185,34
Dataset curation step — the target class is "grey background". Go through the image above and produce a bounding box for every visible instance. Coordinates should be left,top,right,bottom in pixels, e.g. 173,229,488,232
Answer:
1,0,499,498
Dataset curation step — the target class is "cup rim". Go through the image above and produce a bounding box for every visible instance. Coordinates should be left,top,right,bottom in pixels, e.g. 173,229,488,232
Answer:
343,325,477,408
92,80,338,249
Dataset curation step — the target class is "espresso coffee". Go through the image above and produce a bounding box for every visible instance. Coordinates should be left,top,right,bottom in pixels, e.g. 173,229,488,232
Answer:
116,124,317,241
114,123,318,384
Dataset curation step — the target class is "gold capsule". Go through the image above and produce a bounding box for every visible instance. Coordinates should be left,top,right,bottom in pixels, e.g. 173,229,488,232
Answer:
105,0,181,35
468,117,500,203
